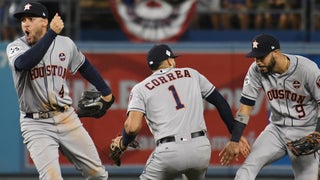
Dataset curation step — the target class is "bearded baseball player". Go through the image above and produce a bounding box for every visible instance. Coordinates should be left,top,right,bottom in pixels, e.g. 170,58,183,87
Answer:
219,34,320,179
108,44,251,180
6,2,113,179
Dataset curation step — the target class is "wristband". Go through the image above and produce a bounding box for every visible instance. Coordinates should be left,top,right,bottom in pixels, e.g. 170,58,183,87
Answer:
231,120,246,142
122,128,137,147
235,111,250,124
315,117,320,132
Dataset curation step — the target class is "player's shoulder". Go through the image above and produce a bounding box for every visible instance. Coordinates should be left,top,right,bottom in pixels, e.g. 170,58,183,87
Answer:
178,67,201,75
55,35,74,43
288,54,318,69
7,36,25,48
6,37,28,58
247,61,260,73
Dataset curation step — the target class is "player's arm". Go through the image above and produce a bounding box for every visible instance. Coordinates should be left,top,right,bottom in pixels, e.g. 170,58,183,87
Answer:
78,58,112,100
219,96,254,165
205,89,234,132
109,110,142,166
205,89,247,142
121,111,144,149
15,13,63,71
14,30,57,71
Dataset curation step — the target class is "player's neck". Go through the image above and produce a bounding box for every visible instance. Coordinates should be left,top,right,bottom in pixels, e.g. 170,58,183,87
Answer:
276,55,290,74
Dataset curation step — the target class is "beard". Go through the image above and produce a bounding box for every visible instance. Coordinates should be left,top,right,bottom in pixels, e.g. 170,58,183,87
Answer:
260,57,276,74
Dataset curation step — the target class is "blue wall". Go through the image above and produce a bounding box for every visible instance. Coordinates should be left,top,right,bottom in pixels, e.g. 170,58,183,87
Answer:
0,42,21,173
79,29,320,42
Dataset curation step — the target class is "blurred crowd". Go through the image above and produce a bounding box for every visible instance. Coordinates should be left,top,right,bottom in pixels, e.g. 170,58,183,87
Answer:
0,0,19,41
193,0,302,30
1,0,320,41
0,0,61,41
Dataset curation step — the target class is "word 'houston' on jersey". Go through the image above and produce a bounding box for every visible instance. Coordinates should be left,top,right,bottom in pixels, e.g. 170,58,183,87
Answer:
30,65,67,80
145,69,191,90
266,89,306,104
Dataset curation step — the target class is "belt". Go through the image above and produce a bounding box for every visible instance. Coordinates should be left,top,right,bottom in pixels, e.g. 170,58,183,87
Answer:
156,130,206,146
25,106,69,119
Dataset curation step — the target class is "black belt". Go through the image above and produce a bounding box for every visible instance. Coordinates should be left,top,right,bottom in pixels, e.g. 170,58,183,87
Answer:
156,130,206,146
25,106,69,119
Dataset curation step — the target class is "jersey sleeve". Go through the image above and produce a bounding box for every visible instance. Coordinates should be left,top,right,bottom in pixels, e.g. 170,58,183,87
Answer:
240,62,262,102
6,39,27,70
195,69,215,98
127,84,146,115
66,37,85,74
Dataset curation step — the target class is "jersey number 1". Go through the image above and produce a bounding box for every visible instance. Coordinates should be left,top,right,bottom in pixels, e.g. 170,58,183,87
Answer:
168,85,185,109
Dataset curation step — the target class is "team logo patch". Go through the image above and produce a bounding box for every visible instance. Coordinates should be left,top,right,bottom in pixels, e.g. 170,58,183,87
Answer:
58,53,66,61
243,76,250,86
9,46,20,57
316,76,320,88
292,80,301,89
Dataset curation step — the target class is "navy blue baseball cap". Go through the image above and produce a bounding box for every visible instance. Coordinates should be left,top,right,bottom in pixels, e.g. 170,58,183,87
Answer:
246,34,280,58
147,44,179,70
14,2,48,19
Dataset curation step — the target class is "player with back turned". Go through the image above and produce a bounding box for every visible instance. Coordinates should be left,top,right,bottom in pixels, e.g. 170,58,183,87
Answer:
108,44,251,180
219,34,320,179
6,2,114,179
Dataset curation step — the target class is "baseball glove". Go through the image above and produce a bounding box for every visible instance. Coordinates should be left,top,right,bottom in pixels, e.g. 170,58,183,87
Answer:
109,136,139,166
287,131,320,156
77,90,114,118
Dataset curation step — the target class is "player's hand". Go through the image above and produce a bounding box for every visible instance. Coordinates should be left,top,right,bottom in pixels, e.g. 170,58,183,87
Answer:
219,136,251,166
50,13,64,34
101,94,114,102
239,136,251,158
219,141,240,166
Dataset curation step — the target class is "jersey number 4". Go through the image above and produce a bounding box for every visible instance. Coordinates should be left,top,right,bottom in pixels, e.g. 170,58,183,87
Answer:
168,85,185,110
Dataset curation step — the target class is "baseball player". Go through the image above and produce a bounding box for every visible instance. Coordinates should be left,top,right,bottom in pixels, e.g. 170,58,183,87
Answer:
110,44,250,180
219,34,320,180
6,2,113,179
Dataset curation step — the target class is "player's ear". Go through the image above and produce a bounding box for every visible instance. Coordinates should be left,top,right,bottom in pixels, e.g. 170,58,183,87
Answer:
42,18,48,27
167,58,174,67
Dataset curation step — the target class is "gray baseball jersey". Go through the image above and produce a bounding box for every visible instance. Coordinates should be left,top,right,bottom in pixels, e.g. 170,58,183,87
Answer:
7,36,83,112
241,54,320,126
236,54,320,180
128,67,213,141
6,36,108,179
127,67,213,179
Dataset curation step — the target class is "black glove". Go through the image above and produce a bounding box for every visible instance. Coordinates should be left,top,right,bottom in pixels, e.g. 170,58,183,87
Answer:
287,132,320,156
77,90,114,118
109,135,139,166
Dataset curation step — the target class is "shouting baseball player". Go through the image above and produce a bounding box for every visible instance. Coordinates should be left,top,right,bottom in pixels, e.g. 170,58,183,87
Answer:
6,2,114,179
219,34,320,179
108,44,251,180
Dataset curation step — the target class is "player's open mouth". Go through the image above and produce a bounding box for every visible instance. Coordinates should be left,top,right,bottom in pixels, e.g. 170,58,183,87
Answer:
25,31,30,40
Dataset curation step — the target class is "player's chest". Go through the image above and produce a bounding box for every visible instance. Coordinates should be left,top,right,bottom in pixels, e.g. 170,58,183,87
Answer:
39,46,70,67
262,75,306,94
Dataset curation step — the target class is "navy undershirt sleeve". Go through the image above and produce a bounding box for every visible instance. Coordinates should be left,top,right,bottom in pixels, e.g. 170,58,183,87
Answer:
240,96,256,106
78,58,112,96
205,89,234,133
14,29,57,71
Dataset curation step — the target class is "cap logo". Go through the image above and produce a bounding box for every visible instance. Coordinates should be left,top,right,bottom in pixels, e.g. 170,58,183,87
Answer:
252,40,259,49
271,46,275,49
166,50,171,57
24,3,32,11
42,12,46,17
